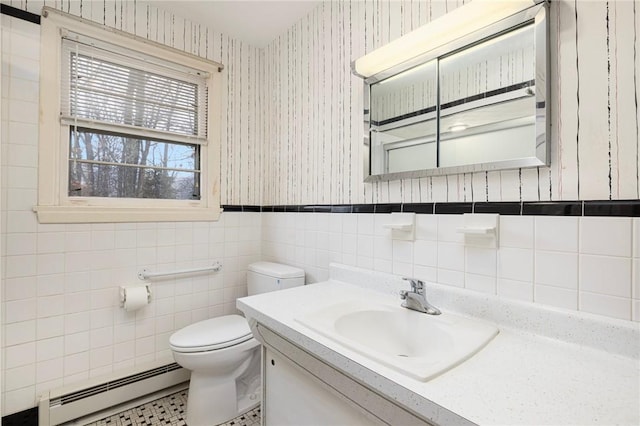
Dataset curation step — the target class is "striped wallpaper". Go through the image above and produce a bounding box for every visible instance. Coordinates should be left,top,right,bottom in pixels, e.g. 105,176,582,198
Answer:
3,0,265,206
261,0,640,205
3,0,640,206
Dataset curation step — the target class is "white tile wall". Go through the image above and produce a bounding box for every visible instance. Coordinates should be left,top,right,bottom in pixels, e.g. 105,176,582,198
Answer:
535,251,578,289
497,278,533,302
579,255,631,298
498,247,534,283
437,242,465,272
579,291,631,320
262,212,638,324
535,217,580,252
580,217,632,257
3,1,640,418
1,215,261,414
631,219,640,321
0,19,262,413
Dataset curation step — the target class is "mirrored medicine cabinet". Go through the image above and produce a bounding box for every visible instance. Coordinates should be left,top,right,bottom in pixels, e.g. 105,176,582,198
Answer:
355,0,549,182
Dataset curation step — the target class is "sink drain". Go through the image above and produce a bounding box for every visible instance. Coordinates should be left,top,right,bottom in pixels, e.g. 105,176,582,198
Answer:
397,354,409,357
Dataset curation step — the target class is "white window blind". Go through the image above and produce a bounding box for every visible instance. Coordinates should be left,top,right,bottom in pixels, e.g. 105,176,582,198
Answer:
61,33,209,146
37,8,223,223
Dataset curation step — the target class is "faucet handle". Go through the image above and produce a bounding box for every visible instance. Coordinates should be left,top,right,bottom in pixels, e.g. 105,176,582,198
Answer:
402,277,424,293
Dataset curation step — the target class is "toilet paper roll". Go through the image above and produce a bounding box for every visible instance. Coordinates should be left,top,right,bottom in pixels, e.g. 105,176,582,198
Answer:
121,285,150,312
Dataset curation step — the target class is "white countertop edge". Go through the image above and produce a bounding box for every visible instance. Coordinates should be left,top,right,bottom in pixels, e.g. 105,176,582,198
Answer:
239,298,473,426
329,263,640,360
237,277,639,425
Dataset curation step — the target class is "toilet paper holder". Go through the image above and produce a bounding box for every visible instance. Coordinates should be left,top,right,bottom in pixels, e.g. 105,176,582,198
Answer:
119,285,151,307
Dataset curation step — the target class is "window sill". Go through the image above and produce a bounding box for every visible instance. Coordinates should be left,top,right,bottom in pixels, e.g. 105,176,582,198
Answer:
34,205,222,223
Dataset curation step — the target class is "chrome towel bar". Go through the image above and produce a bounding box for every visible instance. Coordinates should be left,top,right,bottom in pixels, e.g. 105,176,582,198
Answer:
138,262,222,280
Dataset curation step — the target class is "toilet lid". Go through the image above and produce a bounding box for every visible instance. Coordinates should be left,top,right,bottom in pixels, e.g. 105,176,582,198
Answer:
169,315,253,353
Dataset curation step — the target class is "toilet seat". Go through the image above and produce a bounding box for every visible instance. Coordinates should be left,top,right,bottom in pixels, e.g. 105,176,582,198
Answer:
169,315,253,353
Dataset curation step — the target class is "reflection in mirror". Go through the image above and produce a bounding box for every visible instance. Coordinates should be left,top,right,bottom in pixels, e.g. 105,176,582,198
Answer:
438,24,535,168
370,60,437,175
358,1,549,182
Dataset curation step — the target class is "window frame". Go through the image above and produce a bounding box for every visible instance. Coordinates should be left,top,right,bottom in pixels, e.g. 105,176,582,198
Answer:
37,7,222,223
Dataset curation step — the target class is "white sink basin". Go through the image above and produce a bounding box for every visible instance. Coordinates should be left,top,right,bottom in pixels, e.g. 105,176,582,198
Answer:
296,300,498,381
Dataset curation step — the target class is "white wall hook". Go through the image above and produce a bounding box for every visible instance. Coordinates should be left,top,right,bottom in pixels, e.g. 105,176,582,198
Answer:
456,227,494,235
383,223,413,231
383,212,415,241
456,213,499,248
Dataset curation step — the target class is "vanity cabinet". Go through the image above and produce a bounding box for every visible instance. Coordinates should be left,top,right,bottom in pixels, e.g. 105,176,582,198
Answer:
256,324,432,426
263,348,383,426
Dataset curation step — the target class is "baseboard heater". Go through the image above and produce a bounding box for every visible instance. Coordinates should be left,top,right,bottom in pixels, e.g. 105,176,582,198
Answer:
38,362,190,426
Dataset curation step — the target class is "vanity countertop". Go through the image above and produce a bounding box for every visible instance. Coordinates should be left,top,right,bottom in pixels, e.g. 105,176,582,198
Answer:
237,270,639,426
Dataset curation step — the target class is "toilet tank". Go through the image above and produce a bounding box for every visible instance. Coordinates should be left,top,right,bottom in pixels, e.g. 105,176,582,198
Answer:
247,262,305,296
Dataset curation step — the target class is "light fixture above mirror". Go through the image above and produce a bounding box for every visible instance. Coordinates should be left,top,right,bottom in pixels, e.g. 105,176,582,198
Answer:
354,0,549,182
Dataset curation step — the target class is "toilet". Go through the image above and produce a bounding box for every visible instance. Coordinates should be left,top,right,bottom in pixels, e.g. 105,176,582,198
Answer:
169,262,305,426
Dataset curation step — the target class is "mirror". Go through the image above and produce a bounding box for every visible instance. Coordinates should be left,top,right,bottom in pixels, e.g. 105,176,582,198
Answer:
362,1,548,182
369,59,438,175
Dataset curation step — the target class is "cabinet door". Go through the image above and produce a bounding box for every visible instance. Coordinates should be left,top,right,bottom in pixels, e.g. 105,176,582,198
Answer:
263,348,385,426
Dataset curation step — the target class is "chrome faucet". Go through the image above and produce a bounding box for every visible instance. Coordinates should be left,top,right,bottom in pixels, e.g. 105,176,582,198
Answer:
400,278,441,315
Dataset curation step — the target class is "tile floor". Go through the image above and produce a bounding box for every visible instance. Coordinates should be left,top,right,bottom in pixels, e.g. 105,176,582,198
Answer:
85,389,261,426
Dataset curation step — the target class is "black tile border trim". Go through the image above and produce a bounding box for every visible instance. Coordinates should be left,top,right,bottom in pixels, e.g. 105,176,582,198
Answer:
522,201,582,216
1,4,41,24
374,203,403,214
224,200,640,217
331,204,353,213
474,202,522,215
584,200,640,217
2,407,38,426
352,204,375,213
402,203,435,214
434,202,473,215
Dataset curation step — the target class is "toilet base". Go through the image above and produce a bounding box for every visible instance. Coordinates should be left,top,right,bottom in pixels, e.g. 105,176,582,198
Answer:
185,357,261,426
238,394,261,419
186,373,232,426
237,382,261,415
185,375,261,426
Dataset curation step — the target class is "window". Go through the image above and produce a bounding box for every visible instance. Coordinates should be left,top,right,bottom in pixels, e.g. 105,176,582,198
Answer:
37,8,222,223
